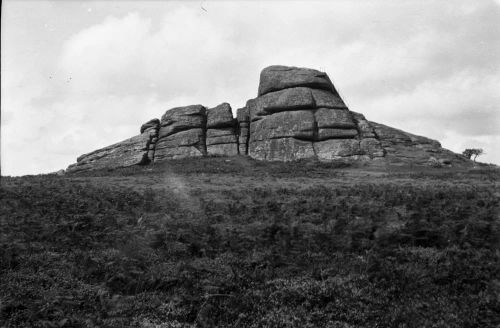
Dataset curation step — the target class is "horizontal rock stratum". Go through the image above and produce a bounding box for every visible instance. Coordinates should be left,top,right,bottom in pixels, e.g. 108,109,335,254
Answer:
67,65,470,172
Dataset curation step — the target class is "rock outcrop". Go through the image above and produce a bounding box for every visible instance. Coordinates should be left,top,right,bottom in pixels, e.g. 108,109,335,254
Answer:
246,66,384,162
67,119,159,173
371,122,469,166
66,65,471,173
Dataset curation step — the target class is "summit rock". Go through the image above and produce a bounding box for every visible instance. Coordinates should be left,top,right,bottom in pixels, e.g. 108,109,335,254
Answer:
258,65,337,97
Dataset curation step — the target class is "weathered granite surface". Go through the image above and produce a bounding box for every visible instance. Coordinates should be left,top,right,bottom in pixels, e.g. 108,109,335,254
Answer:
154,105,207,160
258,65,337,96
246,66,364,161
67,119,159,173
67,65,471,173
206,103,238,156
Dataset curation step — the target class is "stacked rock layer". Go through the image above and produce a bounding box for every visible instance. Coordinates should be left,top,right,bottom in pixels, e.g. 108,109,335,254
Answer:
246,66,385,161
67,65,469,173
206,103,238,156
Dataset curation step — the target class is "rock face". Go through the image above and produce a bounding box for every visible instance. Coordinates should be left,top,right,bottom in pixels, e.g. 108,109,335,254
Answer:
246,66,383,162
370,122,469,166
206,103,238,156
66,65,471,172
155,105,207,160
67,119,160,173
258,65,336,96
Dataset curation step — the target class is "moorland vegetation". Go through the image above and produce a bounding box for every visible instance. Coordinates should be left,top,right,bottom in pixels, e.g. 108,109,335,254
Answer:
1,157,499,327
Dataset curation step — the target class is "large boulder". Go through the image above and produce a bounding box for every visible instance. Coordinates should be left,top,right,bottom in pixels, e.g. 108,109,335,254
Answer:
206,128,237,144
155,105,208,161
249,137,315,161
206,103,238,156
251,67,331,161
154,128,206,160
237,106,250,123
207,103,234,129
250,110,315,141
206,128,238,156
159,105,206,138
258,65,335,96
251,87,315,119
247,67,359,161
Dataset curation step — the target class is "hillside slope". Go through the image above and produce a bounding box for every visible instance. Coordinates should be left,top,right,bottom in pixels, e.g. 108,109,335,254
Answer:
1,159,499,327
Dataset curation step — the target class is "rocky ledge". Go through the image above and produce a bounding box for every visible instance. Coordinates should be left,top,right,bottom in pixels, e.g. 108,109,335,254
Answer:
67,65,470,173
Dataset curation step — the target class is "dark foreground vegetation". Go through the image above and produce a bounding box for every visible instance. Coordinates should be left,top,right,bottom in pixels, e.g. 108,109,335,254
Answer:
1,158,499,327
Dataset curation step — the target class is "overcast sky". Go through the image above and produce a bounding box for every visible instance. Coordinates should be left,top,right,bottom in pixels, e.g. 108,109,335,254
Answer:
2,0,499,175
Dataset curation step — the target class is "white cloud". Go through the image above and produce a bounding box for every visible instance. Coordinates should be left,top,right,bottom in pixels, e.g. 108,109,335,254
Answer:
358,71,500,133
58,9,249,104
2,1,499,175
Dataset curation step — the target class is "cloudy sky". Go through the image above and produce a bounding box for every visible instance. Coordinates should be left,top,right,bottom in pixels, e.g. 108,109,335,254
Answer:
2,0,499,175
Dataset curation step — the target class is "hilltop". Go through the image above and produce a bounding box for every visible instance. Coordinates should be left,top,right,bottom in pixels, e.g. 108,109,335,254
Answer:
66,65,472,173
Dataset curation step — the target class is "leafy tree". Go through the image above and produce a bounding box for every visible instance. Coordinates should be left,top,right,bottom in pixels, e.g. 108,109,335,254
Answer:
462,148,483,162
